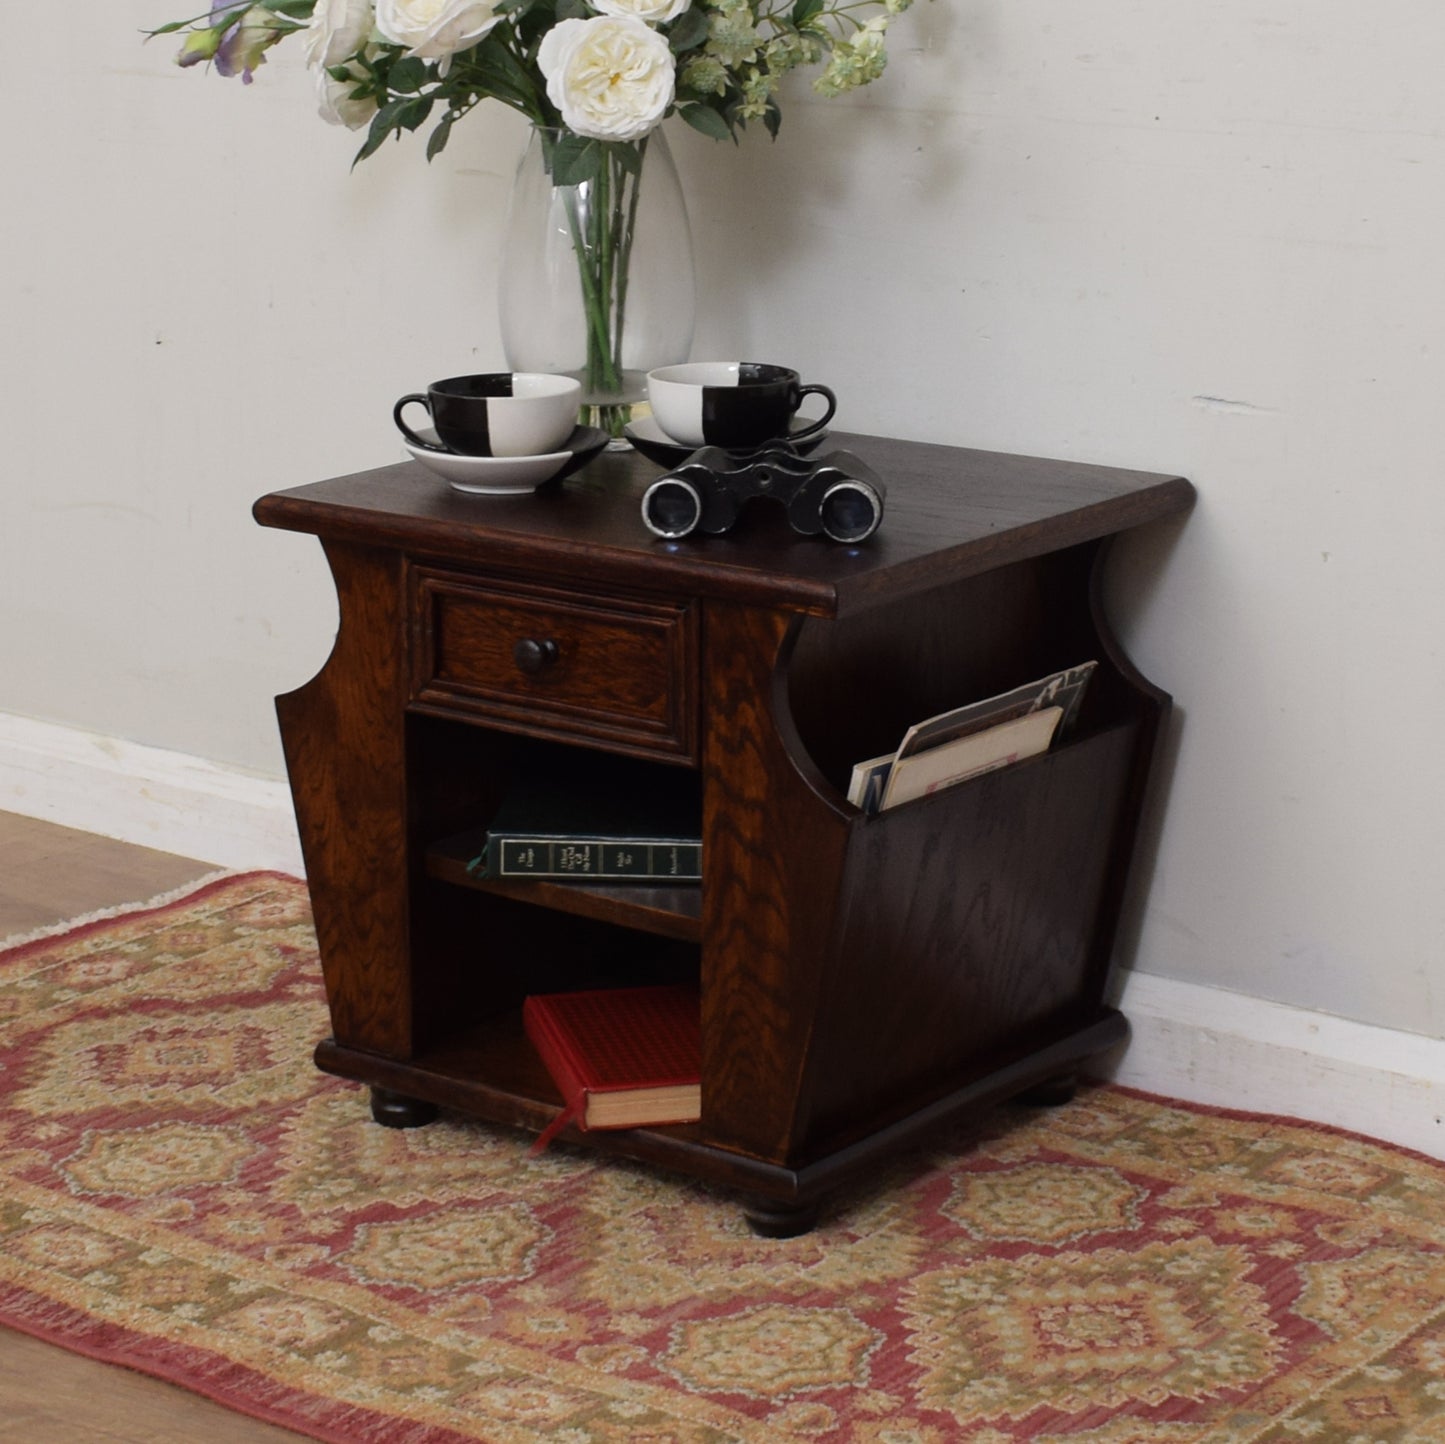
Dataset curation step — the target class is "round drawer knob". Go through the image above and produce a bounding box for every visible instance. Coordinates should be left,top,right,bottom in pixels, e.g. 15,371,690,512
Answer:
513,638,559,674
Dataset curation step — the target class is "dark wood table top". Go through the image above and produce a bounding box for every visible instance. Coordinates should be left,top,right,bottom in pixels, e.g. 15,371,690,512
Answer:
255,431,1194,618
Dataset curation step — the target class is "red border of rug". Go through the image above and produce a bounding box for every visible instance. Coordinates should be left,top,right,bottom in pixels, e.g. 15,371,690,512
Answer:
0,871,299,965
0,1279,477,1444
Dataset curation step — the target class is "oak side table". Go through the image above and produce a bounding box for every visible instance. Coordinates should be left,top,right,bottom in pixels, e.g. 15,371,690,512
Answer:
254,430,1192,1235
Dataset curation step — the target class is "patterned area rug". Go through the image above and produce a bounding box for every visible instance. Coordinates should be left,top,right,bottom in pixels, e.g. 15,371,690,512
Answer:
3,873,1445,1443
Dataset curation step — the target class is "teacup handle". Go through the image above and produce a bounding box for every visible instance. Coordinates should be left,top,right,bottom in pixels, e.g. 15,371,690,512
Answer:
790,383,837,442
394,394,449,452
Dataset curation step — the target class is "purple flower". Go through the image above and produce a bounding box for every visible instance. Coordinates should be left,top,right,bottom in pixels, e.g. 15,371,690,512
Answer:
211,3,285,84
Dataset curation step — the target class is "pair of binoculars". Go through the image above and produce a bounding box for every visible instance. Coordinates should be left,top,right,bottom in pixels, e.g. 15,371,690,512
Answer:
640,446,886,543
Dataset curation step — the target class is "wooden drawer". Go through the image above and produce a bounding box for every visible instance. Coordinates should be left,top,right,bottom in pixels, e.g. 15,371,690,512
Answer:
409,567,698,761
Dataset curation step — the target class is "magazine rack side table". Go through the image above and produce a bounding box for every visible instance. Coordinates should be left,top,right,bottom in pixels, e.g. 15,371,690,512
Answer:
254,431,1193,1235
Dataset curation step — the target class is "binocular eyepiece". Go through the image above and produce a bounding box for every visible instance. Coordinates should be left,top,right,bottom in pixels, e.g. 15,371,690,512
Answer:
641,446,885,544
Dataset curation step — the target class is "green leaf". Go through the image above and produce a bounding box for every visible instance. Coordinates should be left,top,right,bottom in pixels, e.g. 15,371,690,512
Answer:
260,0,316,17
510,1,556,51
354,105,400,165
763,102,782,140
459,63,533,111
373,96,414,129
678,102,734,143
387,56,429,94
551,134,603,186
459,29,543,113
608,140,644,178
668,6,710,53
353,96,420,165
555,0,590,17
426,114,455,161
145,0,248,35
791,0,826,28
395,95,434,132
490,40,540,93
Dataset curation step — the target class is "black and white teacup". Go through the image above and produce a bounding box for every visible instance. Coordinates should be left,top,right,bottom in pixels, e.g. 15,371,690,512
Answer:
646,362,837,450
394,372,581,457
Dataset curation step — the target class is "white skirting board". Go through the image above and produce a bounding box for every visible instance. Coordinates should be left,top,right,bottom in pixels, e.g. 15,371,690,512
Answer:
1099,970,1445,1161
0,713,303,875
2,712,1442,1160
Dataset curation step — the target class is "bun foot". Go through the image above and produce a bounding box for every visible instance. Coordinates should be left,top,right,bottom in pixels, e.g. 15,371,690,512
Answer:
1014,1072,1079,1108
370,1086,440,1129
744,1199,820,1238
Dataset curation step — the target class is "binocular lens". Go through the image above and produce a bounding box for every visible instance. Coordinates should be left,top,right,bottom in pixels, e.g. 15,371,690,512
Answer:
819,480,883,543
641,477,703,539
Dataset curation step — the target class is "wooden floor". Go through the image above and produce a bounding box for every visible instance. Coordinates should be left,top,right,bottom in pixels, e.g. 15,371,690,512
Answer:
0,813,313,1443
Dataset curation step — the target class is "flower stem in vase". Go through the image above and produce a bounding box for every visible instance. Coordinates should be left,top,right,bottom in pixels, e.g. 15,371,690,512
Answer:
614,146,645,380
562,143,646,439
501,127,694,445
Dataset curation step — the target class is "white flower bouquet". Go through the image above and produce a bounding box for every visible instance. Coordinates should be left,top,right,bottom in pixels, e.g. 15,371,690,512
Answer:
151,0,917,429
154,0,914,155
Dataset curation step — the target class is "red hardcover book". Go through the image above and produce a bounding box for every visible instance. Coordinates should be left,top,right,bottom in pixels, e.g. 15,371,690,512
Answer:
523,984,702,1151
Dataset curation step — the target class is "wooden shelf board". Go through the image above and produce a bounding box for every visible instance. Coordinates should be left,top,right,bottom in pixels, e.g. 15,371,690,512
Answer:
425,831,703,943
314,1017,747,1185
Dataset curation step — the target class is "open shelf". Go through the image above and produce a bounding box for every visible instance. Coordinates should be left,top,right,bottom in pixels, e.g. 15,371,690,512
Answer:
315,1011,711,1168
425,827,702,942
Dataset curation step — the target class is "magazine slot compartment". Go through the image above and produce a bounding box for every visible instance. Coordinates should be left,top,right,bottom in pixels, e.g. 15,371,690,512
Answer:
782,543,1123,813
844,712,1134,824
793,717,1145,1156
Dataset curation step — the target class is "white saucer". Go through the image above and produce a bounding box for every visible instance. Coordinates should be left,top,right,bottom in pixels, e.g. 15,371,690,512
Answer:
623,413,829,468
403,426,608,494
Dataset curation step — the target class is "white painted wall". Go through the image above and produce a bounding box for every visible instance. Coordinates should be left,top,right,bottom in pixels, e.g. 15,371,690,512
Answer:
3,3,1443,1047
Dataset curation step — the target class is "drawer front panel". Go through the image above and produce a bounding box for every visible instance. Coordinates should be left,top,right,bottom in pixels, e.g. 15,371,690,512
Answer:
411,569,698,760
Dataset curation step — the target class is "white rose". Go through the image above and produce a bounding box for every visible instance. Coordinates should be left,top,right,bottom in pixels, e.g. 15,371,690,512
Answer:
304,0,375,69
591,0,693,23
316,61,378,128
374,0,500,60
537,16,676,143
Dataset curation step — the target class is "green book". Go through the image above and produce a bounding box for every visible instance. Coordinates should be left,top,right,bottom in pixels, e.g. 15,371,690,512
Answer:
468,755,702,884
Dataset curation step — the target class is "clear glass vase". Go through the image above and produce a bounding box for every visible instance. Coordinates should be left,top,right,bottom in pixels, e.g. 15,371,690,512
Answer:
499,126,695,439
